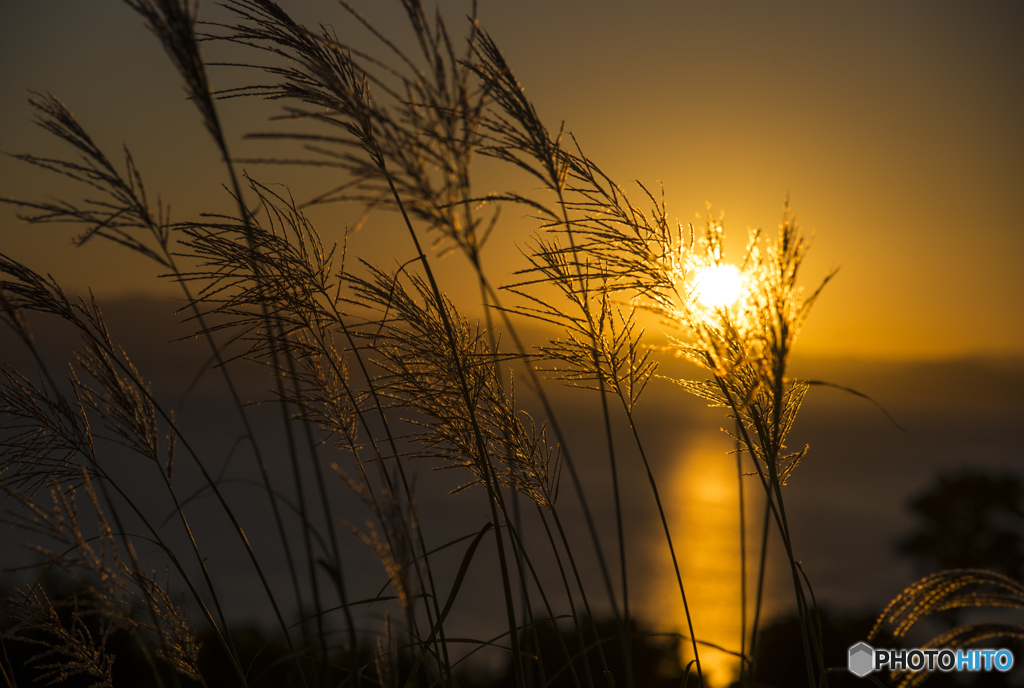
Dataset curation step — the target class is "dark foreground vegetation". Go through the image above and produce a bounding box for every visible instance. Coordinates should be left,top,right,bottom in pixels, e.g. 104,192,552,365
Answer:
3,0,1024,686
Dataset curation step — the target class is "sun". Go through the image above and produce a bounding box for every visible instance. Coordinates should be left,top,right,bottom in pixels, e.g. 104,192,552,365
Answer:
694,263,743,308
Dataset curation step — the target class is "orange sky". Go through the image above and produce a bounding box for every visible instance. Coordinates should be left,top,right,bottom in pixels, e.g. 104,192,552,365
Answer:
2,0,1022,360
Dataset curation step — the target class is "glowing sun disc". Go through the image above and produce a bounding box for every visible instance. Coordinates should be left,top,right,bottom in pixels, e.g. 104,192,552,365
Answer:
695,264,743,308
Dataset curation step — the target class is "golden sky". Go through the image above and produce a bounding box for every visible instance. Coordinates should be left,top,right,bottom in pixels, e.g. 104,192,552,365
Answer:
2,0,1022,360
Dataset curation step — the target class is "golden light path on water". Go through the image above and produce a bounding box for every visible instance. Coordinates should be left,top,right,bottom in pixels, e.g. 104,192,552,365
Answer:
640,432,783,688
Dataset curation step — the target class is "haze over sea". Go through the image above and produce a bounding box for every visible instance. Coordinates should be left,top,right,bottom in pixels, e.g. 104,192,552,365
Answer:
3,296,1020,684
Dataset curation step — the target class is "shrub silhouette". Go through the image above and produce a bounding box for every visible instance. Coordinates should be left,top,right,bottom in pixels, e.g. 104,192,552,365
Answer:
901,471,1024,579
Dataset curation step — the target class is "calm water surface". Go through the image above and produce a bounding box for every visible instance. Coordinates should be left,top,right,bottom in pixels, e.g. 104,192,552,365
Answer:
3,300,1021,686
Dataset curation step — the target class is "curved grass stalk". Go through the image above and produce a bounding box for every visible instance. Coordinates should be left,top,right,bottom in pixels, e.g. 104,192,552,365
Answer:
745,482,772,685
617,402,705,687
0,326,246,684
201,186,456,679
554,190,636,688
209,5,646,683
735,427,748,684
2,3,872,687
502,515,581,688
534,505,604,688
377,156,528,688
1,73,334,686
711,374,826,688
0,280,252,682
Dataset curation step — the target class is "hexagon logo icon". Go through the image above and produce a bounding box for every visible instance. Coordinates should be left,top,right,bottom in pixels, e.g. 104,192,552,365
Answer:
848,642,874,677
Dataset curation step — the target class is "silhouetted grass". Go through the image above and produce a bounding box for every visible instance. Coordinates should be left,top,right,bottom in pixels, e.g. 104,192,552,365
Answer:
3,2,1022,688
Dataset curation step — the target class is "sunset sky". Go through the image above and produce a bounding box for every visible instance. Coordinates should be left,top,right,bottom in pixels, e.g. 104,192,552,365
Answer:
3,7,1023,685
2,0,1022,360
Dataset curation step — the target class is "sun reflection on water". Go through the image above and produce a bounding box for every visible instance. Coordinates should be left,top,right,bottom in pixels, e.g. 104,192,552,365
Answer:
640,433,782,688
